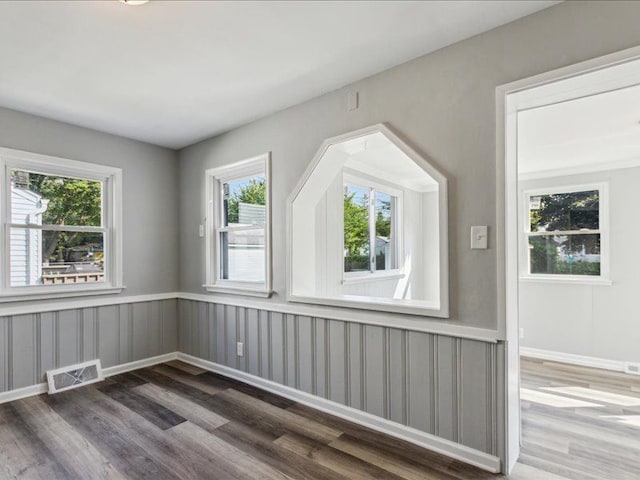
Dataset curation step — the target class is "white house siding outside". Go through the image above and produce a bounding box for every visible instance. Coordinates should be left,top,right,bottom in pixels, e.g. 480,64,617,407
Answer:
10,184,47,286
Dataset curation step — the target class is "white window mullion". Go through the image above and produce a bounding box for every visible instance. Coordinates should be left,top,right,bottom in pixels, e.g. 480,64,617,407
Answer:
369,188,375,273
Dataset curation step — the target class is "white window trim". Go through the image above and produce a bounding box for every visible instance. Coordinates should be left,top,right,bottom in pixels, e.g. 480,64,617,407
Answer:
520,182,610,284
342,171,403,283
0,147,124,302
204,153,272,298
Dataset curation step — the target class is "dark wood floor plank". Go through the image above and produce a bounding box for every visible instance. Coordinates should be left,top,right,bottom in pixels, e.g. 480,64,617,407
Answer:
97,382,186,430
11,396,125,480
192,369,296,409
214,420,351,480
329,434,458,480
285,403,494,480
42,388,188,480
164,360,207,375
133,382,229,433
219,388,342,444
106,372,148,389
275,432,407,480
151,364,225,395
167,421,292,480
0,403,73,480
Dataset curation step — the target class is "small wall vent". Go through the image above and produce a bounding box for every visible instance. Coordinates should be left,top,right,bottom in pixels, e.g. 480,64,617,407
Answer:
46,360,104,394
624,362,640,376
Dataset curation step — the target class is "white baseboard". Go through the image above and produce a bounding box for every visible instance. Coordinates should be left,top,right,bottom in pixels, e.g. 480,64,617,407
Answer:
102,352,179,377
177,352,501,474
520,347,626,372
0,351,179,405
0,383,49,404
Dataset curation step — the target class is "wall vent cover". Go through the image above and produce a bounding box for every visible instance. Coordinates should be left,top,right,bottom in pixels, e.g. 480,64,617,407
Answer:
624,362,640,376
46,360,104,394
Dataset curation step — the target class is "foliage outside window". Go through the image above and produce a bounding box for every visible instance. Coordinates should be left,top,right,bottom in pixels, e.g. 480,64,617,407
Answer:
206,154,271,297
526,188,602,277
220,175,266,282
343,183,396,275
1,148,122,300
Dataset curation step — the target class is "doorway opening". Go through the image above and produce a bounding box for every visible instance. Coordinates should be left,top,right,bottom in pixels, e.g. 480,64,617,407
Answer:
500,47,640,476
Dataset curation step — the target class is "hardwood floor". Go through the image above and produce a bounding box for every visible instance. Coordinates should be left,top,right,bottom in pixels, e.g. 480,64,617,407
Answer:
519,356,640,480
4,357,633,479
0,360,500,480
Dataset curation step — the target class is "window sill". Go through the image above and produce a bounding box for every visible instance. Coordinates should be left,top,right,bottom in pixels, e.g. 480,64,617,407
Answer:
0,285,126,303
519,276,612,286
203,284,273,298
342,271,405,285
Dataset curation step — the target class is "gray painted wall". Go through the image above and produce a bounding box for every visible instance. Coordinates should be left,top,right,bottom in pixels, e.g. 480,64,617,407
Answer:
178,299,501,455
178,1,640,330
0,110,181,399
0,299,178,392
0,106,180,301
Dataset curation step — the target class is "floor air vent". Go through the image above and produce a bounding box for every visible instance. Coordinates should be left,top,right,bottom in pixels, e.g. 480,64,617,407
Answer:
47,360,104,394
624,362,640,376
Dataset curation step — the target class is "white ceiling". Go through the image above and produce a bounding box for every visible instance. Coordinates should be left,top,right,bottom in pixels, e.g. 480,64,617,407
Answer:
518,82,640,176
0,1,558,149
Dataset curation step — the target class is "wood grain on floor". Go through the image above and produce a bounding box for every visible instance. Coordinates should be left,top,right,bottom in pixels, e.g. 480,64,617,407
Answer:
2,357,633,479
519,356,640,480
0,361,498,480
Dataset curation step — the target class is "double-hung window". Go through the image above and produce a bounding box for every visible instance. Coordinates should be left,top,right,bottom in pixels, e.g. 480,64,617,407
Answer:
205,153,272,297
342,174,401,279
523,184,608,281
0,148,123,301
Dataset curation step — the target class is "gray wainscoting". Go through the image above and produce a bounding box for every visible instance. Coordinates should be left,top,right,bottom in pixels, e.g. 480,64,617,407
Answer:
0,299,178,393
178,299,501,456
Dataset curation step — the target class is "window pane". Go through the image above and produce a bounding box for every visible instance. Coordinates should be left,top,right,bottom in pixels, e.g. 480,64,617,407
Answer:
529,190,599,232
10,170,102,227
220,229,265,282
223,175,266,227
344,184,370,273
374,191,395,271
10,228,105,286
529,233,600,276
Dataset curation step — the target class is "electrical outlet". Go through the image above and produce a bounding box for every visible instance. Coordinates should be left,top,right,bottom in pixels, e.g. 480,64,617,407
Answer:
236,342,244,357
198,224,204,237
519,328,525,339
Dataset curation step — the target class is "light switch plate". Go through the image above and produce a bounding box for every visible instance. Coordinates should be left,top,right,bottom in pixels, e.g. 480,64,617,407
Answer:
471,226,488,249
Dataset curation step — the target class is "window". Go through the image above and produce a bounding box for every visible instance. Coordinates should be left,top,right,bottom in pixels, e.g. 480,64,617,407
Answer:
524,184,607,279
0,148,123,301
289,125,449,318
205,153,271,297
343,181,399,276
